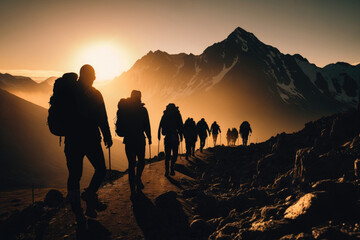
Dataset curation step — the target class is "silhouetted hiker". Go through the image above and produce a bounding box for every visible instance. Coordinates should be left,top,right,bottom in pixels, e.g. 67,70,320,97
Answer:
240,121,252,146
183,117,197,160
65,65,112,225
115,90,151,201
226,128,231,146
158,103,183,176
231,128,239,145
210,121,221,146
197,118,210,152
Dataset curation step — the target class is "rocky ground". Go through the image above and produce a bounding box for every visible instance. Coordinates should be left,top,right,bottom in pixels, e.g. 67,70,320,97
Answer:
2,108,360,240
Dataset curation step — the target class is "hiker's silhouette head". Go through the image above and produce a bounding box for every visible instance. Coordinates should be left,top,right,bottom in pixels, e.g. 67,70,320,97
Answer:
130,90,142,103
79,64,96,87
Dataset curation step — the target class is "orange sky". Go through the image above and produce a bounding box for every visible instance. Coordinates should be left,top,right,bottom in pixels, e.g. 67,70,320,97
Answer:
0,0,359,81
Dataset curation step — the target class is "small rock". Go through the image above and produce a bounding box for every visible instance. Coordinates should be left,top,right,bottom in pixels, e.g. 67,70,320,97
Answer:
190,219,212,238
44,189,64,208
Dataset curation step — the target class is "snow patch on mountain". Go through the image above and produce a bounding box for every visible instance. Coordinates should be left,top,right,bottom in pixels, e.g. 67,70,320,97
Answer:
234,34,248,52
206,57,238,90
277,80,305,102
295,58,317,86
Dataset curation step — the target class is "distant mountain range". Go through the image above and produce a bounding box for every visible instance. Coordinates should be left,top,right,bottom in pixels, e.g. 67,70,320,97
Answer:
113,27,360,110
106,27,360,138
1,27,360,141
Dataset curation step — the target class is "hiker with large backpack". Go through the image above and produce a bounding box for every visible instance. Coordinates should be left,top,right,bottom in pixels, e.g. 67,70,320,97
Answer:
210,121,221,147
239,121,252,146
226,128,231,146
158,103,183,176
48,65,112,228
115,90,151,201
196,118,210,152
231,128,239,145
183,117,197,160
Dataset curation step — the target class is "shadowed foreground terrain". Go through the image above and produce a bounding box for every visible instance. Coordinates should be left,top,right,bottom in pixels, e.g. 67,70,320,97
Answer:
2,108,360,239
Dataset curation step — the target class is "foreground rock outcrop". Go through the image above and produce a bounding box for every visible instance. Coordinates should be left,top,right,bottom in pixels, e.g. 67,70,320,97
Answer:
177,108,360,239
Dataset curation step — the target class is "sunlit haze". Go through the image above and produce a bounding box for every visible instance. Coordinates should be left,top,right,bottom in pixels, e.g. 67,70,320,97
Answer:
73,42,126,82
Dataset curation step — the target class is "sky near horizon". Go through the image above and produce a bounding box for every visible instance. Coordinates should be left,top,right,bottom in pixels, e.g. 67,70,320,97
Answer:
0,0,359,81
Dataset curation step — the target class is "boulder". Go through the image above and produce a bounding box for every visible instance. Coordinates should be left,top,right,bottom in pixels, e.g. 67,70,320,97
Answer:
190,219,212,238
284,191,330,224
293,147,355,184
312,226,353,240
293,147,317,184
330,110,359,145
257,153,292,185
280,232,314,240
44,189,64,208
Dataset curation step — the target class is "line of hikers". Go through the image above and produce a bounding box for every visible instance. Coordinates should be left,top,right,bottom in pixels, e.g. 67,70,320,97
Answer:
47,65,253,230
226,121,252,146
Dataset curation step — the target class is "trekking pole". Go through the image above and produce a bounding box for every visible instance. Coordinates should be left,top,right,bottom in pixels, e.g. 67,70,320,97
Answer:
108,147,111,170
181,140,183,157
158,137,160,156
32,184,35,204
149,143,152,167
220,132,222,145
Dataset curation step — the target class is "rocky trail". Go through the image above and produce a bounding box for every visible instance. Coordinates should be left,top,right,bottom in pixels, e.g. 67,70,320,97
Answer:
1,151,213,240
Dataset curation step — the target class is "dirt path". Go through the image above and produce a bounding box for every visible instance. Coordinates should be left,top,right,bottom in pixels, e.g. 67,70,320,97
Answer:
43,151,213,240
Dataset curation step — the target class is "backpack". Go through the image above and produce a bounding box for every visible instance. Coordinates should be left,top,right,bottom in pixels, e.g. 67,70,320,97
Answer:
115,98,131,137
161,104,181,136
240,121,250,134
47,73,78,136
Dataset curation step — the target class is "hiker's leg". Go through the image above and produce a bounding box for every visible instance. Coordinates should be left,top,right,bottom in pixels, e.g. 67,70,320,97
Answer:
125,143,136,194
170,136,179,175
65,143,85,220
192,139,196,155
200,137,205,151
164,136,171,175
185,139,191,159
136,138,146,189
86,142,106,193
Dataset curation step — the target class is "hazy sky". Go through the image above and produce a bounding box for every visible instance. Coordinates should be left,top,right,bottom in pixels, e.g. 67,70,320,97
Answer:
0,0,359,80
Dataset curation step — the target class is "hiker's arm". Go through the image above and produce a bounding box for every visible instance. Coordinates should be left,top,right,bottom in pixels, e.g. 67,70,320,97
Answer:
158,117,163,140
97,92,112,146
178,114,184,141
144,108,152,144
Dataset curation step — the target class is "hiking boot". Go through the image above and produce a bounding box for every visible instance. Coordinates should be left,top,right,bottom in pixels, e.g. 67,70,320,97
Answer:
81,190,107,218
130,190,137,202
137,179,144,190
75,213,87,229
165,162,169,176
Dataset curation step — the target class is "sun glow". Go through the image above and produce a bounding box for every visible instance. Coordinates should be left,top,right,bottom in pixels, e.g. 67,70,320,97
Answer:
74,42,125,82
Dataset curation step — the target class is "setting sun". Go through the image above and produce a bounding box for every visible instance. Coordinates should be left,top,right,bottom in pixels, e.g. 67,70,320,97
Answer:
74,42,125,82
